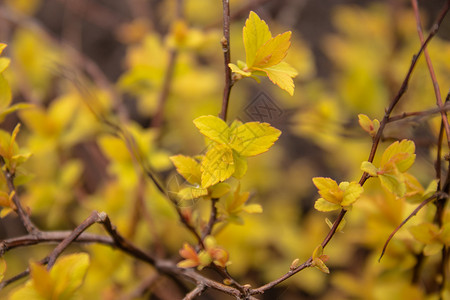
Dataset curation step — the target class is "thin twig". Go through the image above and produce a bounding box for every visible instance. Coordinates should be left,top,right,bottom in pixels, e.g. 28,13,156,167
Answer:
411,0,450,148
183,284,207,300
219,0,233,121
202,198,218,239
46,211,102,269
379,193,440,261
0,157,39,234
151,0,183,129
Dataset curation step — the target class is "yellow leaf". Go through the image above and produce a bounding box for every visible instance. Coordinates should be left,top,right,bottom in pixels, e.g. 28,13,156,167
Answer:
379,173,406,197
178,186,208,200
170,155,202,184
232,152,248,179
209,182,231,198
314,198,341,212
313,177,342,205
340,181,363,207
255,62,297,95
193,115,230,145
228,63,251,77
0,57,10,73
360,161,378,176
201,144,235,188
30,261,53,297
51,253,90,298
230,122,281,156
0,44,6,55
242,203,263,214
0,74,11,109
0,257,6,282
243,11,272,68
253,31,292,68
380,140,416,172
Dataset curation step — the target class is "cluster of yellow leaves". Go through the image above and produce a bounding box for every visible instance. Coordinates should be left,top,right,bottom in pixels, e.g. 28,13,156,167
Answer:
9,253,90,300
177,236,230,270
313,177,363,212
170,115,281,195
361,140,416,197
229,11,298,95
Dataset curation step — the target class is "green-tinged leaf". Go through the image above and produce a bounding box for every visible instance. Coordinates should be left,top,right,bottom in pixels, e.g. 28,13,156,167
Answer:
194,115,230,145
379,173,406,197
423,243,443,256
170,155,202,184
232,151,248,179
253,31,292,68
242,203,263,214
361,161,378,176
380,140,416,172
0,74,11,109
209,182,230,198
243,11,272,68
0,257,6,282
340,181,363,207
201,144,235,188
314,198,341,212
228,63,251,77
0,207,13,218
178,186,208,200
230,122,281,156
312,245,323,260
0,57,10,73
256,62,297,95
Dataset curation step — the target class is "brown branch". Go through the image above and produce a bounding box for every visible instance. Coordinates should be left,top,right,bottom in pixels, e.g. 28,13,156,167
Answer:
379,193,440,261
202,198,218,239
0,231,113,254
0,157,39,234
411,0,450,148
219,0,233,121
183,284,206,300
151,0,183,129
151,50,178,129
387,102,450,123
46,211,102,268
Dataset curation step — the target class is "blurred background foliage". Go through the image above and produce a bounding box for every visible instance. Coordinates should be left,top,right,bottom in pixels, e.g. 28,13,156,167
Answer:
0,0,449,299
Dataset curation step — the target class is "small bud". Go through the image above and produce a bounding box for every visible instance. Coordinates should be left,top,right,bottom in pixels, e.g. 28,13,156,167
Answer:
290,258,300,270
223,279,232,285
